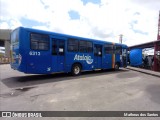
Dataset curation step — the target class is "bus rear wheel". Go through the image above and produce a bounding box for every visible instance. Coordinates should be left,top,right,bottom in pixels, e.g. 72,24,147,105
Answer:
72,64,81,76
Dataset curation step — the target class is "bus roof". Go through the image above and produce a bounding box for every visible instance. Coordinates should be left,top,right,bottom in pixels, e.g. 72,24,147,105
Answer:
16,27,127,47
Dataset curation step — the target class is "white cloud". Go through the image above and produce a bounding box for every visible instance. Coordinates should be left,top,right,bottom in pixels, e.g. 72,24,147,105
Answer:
0,19,22,29
0,0,160,46
0,22,9,29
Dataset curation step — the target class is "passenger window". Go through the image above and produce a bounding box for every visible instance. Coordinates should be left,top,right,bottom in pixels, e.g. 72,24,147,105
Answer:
87,41,93,52
79,40,92,53
67,39,79,52
79,40,87,52
30,33,49,50
104,44,113,54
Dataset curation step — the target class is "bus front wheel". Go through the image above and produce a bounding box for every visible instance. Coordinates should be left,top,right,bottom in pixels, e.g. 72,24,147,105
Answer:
114,63,119,70
71,64,81,76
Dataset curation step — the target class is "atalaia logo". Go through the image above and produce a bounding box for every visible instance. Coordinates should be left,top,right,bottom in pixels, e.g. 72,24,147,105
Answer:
74,54,93,64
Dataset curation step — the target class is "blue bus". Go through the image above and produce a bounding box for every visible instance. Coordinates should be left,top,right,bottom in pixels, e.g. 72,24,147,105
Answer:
10,27,127,75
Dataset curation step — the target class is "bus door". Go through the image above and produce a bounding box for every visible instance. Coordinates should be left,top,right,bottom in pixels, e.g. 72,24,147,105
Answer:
103,44,113,69
122,48,127,67
94,44,102,69
52,37,65,72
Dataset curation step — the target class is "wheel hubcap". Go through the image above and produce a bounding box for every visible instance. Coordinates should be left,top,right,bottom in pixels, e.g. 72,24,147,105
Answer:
115,64,118,69
74,66,80,74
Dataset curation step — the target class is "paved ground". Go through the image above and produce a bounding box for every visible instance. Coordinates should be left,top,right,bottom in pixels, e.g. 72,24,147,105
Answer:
0,64,160,120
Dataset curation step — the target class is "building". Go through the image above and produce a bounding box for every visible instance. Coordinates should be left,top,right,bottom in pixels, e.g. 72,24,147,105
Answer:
0,29,12,57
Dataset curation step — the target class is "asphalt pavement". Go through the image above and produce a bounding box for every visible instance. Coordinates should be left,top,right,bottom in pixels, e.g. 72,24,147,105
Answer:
0,64,160,120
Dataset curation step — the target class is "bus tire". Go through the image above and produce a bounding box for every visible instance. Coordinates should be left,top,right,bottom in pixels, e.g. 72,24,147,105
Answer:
114,63,119,70
71,64,81,76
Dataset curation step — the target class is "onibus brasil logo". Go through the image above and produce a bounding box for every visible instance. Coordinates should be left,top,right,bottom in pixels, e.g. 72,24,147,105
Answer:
74,54,93,64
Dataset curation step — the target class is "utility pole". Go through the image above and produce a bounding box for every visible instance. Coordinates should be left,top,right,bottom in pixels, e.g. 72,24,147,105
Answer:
119,34,123,43
157,11,160,40
153,11,160,71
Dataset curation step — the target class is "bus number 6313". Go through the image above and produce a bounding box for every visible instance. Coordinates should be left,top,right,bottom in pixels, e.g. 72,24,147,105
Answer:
29,51,40,56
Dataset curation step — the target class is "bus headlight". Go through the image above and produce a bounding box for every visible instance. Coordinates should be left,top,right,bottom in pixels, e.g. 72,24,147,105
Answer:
18,54,22,65
120,55,122,61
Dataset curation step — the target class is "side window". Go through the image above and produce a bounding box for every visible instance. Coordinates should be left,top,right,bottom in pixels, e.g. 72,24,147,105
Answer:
114,45,122,54
104,44,113,54
79,40,92,53
79,40,86,52
87,41,93,52
67,39,78,52
30,33,49,50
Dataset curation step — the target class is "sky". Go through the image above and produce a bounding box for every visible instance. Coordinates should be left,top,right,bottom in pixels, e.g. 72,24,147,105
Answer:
0,0,160,46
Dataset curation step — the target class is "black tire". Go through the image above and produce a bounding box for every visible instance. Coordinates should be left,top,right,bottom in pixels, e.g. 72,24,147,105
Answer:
71,64,81,76
114,63,119,70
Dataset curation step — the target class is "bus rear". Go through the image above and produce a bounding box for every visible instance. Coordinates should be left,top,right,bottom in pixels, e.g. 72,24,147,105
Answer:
10,27,26,72
10,27,52,74
10,28,20,69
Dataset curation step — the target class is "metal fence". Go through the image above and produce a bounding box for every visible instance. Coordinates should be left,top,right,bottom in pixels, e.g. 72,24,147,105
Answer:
0,57,11,64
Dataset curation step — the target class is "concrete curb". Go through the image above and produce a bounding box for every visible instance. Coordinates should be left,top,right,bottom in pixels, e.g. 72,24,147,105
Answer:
126,67,160,78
